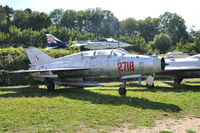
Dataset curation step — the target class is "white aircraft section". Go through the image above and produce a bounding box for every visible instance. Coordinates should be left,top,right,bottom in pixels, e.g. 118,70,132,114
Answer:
158,53,200,84
6,47,166,95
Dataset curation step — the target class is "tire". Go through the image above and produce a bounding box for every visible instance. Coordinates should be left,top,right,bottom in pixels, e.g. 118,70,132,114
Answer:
47,80,55,91
146,83,154,88
174,78,183,84
118,87,126,95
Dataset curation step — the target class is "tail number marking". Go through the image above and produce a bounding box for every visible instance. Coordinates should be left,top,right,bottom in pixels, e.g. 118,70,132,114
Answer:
118,61,134,72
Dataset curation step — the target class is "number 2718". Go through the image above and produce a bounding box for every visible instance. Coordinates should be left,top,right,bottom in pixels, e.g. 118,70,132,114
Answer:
118,61,134,72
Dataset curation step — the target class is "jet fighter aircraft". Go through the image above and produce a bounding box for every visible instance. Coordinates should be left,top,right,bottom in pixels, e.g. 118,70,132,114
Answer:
157,54,200,84
7,47,166,95
45,34,132,50
71,38,132,50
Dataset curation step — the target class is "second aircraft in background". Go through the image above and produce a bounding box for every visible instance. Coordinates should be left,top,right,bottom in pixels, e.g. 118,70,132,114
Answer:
45,34,132,50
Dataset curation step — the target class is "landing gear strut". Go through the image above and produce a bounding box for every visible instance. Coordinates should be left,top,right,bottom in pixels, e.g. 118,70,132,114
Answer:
118,81,126,95
145,74,155,88
46,78,55,91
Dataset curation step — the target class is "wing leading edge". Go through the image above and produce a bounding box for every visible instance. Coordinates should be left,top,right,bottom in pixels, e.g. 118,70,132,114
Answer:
6,67,89,73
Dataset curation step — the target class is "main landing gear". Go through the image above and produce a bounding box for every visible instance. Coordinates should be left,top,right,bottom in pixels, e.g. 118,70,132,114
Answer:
174,77,183,84
46,78,55,91
118,81,127,95
145,74,155,88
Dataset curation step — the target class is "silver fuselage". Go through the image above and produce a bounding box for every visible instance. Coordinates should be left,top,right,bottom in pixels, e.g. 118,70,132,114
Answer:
158,55,200,78
30,49,163,82
83,42,131,50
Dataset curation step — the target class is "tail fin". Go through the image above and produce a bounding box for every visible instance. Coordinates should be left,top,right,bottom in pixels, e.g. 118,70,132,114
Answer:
26,47,54,66
45,34,67,49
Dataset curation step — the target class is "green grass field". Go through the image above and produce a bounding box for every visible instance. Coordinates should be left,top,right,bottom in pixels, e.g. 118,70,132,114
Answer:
0,80,200,133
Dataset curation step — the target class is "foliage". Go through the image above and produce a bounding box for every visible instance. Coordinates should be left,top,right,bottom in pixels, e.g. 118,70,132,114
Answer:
49,8,65,25
0,5,200,54
12,9,51,30
118,34,146,53
174,42,199,54
138,17,160,42
0,5,13,32
119,18,139,36
152,33,172,54
159,12,188,44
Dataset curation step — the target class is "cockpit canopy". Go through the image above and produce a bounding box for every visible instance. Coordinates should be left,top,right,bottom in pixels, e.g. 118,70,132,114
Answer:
93,38,118,42
81,49,129,57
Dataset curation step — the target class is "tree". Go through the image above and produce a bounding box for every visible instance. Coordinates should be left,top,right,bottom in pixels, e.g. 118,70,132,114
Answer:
138,17,160,42
12,10,51,30
119,18,138,35
28,12,52,30
60,10,77,29
159,12,188,44
49,8,65,25
97,9,119,36
12,10,30,29
118,34,146,53
0,5,13,32
152,33,172,53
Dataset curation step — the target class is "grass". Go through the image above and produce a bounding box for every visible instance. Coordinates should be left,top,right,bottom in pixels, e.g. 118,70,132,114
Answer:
0,80,200,132
159,131,173,133
186,130,197,133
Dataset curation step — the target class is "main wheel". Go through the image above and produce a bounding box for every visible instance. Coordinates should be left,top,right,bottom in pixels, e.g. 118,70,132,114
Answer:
146,83,154,88
118,87,126,95
47,80,55,91
174,78,183,84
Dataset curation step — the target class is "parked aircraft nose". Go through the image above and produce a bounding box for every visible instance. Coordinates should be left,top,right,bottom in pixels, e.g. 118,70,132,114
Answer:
119,42,132,47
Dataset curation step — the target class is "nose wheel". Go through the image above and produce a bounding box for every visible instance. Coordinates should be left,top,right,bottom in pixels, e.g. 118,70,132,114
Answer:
118,81,126,95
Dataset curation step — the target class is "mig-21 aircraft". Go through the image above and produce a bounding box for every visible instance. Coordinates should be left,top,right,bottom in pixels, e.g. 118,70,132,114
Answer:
7,47,166,95
158,54,200,84
71,38,132,50
45,34,132,50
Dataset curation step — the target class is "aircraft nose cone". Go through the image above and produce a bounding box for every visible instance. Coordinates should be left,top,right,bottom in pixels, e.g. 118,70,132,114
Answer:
119,42,132,47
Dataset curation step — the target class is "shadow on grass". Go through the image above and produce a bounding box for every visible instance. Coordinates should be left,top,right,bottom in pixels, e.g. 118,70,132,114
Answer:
0,85,181,113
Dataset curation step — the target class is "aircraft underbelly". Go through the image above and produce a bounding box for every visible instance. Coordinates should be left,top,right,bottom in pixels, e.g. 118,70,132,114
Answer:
158,70,200,78
180,71,200,78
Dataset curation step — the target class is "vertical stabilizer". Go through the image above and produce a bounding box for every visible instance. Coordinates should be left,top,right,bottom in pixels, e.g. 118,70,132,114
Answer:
26,47,54,65
45,34,67,49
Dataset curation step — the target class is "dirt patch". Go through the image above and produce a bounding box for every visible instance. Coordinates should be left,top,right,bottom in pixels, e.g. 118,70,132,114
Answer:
112,115,200,133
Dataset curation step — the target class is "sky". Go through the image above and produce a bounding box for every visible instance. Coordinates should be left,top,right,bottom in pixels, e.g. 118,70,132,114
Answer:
1,0,200,30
